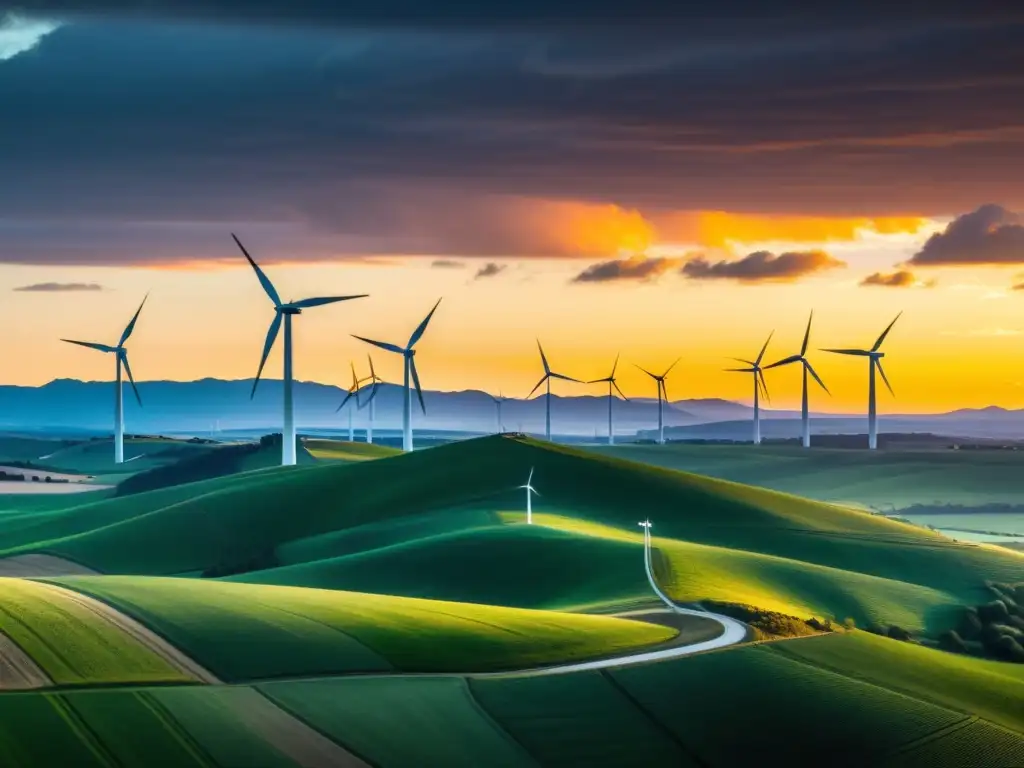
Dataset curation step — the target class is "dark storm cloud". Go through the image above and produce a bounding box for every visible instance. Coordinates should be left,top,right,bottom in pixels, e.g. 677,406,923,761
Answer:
431,259,466,269
12,281,104,291
860,270,917,287
682,251,845,282
1,13,1024,265
572,256,677,283
907,204,1024,265
473,262,506,279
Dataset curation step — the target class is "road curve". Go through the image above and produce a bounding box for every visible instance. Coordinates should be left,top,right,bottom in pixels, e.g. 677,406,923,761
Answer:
475,531,748,679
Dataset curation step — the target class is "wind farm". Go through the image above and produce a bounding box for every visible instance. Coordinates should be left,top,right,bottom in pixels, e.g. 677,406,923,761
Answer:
4,7,1024,767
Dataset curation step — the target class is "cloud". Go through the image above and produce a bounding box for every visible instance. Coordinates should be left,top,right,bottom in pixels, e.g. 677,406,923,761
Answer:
12,281,104,292
681,250,845,282
859,270,933,288
431,259,465,268
0,13,60,61
0,17,1024,265
473,262,506,279
908,204,1024,266
571,255,679,283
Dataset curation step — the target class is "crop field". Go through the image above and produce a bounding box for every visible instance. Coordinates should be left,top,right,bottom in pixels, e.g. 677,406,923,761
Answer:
49,576,677,681
882,719,1024,767
594,443,1024,509
0,578,195,686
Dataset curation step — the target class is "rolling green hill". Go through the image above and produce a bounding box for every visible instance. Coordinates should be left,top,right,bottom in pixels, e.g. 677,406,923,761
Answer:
2,435,1021,636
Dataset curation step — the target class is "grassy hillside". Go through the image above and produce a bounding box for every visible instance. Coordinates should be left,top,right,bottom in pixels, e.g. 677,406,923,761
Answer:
48,576,678,681
6,435,1022,634
303,438,402,461
0,578,196,686
594,443,1024,509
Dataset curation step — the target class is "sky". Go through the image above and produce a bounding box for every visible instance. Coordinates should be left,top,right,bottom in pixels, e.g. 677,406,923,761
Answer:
2,4,1024,413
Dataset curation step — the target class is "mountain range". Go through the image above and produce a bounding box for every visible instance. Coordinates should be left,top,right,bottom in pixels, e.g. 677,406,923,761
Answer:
0,378,1021,440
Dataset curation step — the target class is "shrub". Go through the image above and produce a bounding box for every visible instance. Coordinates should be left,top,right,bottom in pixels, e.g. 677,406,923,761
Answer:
938,630,968,654
842,618,856,631
991,635,1024,663
887,625,912,642
993,624,1024,641
978,600,1010,625
958,607,983,640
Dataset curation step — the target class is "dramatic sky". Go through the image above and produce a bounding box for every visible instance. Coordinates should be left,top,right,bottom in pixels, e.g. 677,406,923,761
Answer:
2,4,1024,413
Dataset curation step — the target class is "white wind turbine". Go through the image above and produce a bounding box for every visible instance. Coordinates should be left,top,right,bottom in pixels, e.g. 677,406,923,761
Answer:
725,331,773,445
358,354,383,444
489,391,508,434
353,298,442,452
588,353,628,445
822,312,902,450
519,467,540,525
765,311,829,448
233,234,368,466
527,341,582,442
61,295,148,464
635,358,681,445
336,362,364,442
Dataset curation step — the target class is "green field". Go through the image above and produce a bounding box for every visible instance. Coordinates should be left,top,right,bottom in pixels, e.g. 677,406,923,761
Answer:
1,435,1018,637
302,438,402,462
48,576,677,681
593,443,1024,510
0,578,195,686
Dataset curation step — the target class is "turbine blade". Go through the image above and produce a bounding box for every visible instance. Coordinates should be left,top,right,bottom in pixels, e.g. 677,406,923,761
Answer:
765,354,801,370
876,359,895,396
610,352,620,378
531,487,541,498
527,374,549,399
61,339,117,354
336,389,356,413
120,351,142,406
350,361,359,389
612,381,629,401
232,233,281,307
730,357,756,366
537,340,550,374
527,467,534,485
251,312,283,398
288,295,368,309
367,353,376,379
550,372,582,383
758,369,771,403
801,310,814,356
755,330,774,366
586,377,611,384
410,357,426,414
662,356,682,377
358,380,380,410
872,310,903,351
352,335,405,355
804,360,830,395
724,367,757,373
408,297,443,348
118,293,148,347
822,348,871,356
634,363,657,379
660,378,670,402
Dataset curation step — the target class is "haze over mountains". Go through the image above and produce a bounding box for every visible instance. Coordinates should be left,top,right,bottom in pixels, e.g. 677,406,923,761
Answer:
1,378,1021,441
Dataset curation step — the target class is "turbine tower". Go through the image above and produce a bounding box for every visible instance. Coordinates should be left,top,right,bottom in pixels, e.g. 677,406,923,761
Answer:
353,298,442,452
527,341,581,442
765,311,829,448
489,391,507,434
519,467,540,525
823,312,902,450
725,331,773,445
234,234,367,466
588,353,628,445
358,354,383,444
60,295,148,464
336,362,364,442
635,358,680,445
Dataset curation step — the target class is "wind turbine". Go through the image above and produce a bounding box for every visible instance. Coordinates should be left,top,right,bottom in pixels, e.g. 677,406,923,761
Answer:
588,353,628,445
353,298,442,452
61,295,147,464
519,467,540,525
725,332,773,445
765,311,829,448
358,354,383,444
527,341,581,442
635,358,680,445
233,233,368,466
822,312,902,450
489,391,508,434
335,362,364,442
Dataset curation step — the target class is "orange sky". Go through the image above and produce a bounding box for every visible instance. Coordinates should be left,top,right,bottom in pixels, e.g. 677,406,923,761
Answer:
5,208,1023,414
